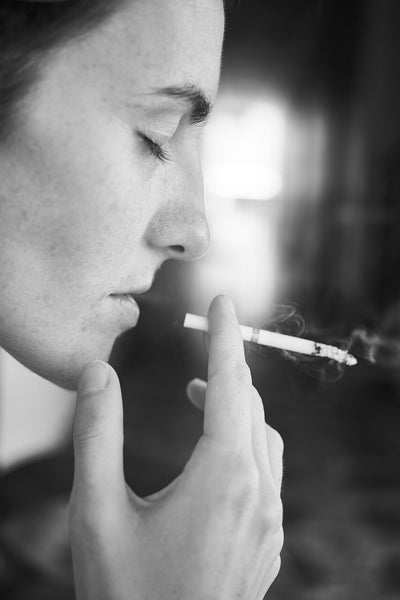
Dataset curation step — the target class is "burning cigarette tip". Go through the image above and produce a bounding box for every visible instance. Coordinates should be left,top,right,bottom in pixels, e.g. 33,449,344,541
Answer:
183,313,357,367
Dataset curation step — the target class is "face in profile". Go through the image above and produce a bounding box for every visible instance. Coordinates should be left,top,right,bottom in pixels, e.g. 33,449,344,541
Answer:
0,0,224,390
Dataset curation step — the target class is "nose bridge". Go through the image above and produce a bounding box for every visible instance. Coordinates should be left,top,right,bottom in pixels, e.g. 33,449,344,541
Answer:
145,155,210,261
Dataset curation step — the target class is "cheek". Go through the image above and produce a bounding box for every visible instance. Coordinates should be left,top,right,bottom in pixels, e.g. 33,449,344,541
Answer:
14,95,157,290
0,142,151,389
12,127,150,299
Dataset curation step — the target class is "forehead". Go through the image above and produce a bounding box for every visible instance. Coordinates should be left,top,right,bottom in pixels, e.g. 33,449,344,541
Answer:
60,0,225,111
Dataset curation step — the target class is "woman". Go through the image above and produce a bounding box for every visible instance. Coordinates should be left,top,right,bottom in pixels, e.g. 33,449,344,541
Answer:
0,0,284,598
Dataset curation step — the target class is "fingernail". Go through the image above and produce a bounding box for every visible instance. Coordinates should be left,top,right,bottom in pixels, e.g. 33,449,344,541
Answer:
222,295,236,316
78,360,109,395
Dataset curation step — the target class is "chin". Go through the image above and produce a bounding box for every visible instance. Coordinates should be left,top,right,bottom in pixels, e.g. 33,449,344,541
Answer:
1,334,117,392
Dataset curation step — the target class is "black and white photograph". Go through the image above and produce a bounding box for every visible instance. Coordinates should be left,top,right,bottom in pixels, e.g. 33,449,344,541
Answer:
0,1,399,598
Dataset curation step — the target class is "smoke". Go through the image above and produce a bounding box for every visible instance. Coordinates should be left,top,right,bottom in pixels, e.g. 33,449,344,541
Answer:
244,304,349,381
349,328,400,368
138,291,400,380
346,303,400,369
247,303,400,381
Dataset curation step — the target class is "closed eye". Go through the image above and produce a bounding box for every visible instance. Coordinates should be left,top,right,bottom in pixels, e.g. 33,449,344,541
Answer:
138,132,171,164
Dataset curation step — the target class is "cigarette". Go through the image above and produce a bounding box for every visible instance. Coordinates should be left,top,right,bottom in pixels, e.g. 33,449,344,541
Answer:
183,313,357,366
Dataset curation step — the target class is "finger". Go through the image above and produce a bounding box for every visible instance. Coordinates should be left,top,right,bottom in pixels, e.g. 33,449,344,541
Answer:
250,389,284,491
187,380,283,489
186,378,207,410
72,360,125,501
255,556,282,600
250,388,272,485
204,295,253,447
202,331,210,355
265,424,284,491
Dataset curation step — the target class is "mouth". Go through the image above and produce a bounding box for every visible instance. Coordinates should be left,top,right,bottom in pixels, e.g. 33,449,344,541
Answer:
107,275,156,325
107,293,140,328
110,292,139,302
110,287,151,302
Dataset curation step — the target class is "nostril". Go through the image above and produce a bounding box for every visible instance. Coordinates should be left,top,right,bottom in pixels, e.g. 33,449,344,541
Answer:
169,244,185,254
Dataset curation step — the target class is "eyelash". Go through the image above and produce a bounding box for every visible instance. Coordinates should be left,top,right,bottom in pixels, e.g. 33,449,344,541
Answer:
139,133,171,164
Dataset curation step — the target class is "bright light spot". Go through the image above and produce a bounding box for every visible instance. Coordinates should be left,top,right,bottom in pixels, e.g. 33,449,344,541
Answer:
188,201,277,321
187,94,288,322
205,163,282,200
203,98,287,201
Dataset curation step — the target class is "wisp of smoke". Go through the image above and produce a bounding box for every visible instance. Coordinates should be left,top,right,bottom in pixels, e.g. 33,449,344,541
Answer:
139,292,399,381
246,304,354,382
252,304,400,380
349,328,400,368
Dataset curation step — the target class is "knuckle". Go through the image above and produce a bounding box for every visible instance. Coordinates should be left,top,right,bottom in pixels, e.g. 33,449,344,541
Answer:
223,453,260,512
236,454,259,481
275,528,284,554
273,554,282,578
252,388,266,417
68,488,94,527
68,500,93,539
230,481,258,516
267,425,284,456
69,494,115,541
208,355,252,391
231,451,259,483
72,425,103,449
72,424,119,453
231,360,252,386
254,504,283,551
259,497,283,533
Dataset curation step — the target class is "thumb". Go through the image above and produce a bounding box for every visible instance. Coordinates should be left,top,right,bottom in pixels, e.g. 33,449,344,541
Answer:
186,378,207,411
72,360,125,500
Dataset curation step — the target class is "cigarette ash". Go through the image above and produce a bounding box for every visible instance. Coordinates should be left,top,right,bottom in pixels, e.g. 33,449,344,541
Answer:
312,343,357,366
139,293,361,379
247,304,356,382
265,303,400,373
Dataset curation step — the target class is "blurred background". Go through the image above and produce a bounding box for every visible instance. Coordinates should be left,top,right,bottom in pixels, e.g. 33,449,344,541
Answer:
1,0,400,598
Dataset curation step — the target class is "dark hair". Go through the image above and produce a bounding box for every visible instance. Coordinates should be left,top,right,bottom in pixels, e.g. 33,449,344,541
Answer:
0,0,126,142
0,0,231,143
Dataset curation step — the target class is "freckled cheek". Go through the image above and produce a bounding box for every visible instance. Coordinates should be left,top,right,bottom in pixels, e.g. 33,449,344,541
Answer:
30,135,152,291
43,193,148,293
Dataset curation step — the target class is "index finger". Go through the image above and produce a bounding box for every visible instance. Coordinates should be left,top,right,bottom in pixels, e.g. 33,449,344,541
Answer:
203,295,253,448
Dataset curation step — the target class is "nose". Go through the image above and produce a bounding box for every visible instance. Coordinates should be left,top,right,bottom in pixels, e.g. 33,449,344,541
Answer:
146,207,210,260
145,164,211,261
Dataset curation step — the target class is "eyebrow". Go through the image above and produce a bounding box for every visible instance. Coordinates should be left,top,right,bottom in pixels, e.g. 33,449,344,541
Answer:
150,85,213,125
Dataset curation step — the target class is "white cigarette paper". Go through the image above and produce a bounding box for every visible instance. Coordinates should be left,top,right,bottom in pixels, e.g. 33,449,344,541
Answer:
183,313,357,366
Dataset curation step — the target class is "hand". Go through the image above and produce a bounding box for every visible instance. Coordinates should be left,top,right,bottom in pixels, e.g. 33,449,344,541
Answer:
69,295,284,600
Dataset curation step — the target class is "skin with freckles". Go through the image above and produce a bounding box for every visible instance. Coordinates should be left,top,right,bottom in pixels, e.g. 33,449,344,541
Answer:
0,0,224,390
0,6,285,598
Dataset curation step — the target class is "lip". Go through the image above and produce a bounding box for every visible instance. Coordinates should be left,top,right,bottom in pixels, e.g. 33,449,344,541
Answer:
110,292,139,301
114,288,150,297
109,293,141,327
112,283,152,297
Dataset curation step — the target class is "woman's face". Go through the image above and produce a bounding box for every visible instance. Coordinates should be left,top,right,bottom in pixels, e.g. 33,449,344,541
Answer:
0,0,224,389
